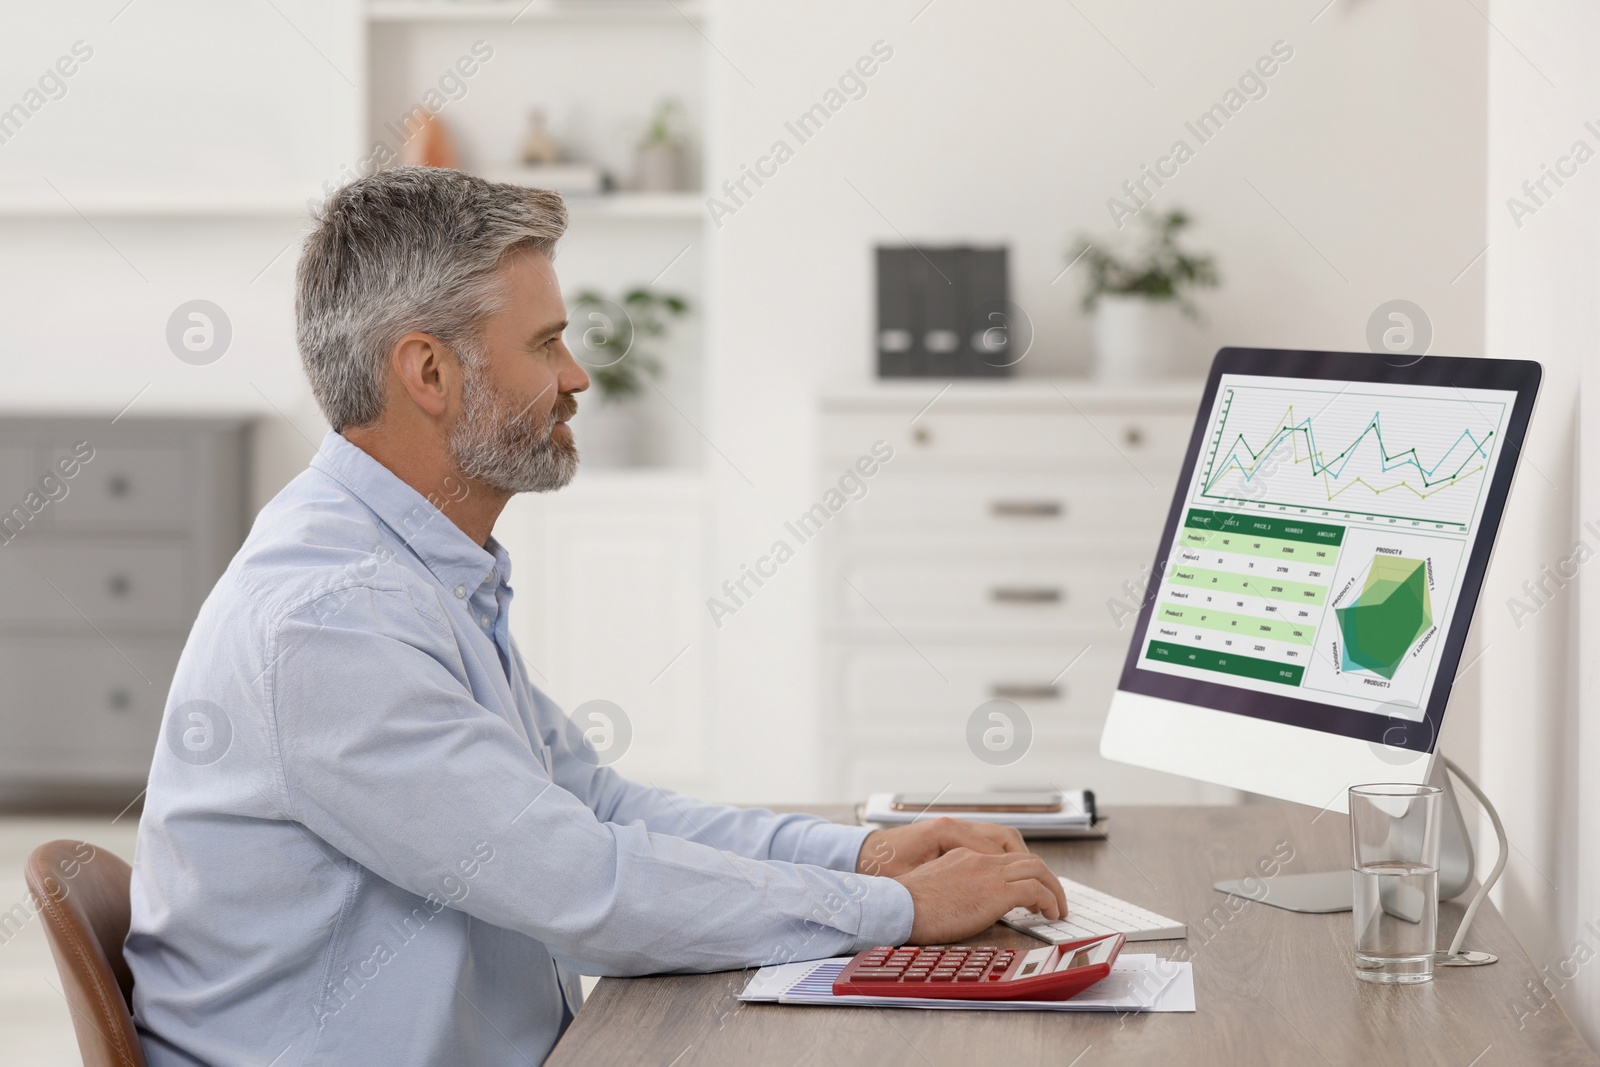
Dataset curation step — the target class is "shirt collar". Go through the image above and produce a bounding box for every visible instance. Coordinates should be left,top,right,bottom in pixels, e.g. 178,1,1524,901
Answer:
310,431,510,597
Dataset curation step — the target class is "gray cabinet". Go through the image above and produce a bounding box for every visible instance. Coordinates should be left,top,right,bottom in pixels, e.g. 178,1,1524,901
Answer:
0,418,248,786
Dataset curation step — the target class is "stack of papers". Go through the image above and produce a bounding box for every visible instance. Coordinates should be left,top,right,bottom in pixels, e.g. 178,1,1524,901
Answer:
861,791,1103,837
740,954,1194,1012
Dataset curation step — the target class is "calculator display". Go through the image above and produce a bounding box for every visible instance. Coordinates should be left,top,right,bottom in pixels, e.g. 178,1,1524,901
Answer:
1060,938,1117,971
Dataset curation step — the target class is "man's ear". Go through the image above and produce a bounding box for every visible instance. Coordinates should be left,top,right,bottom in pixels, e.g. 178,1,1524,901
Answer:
391,332,457,419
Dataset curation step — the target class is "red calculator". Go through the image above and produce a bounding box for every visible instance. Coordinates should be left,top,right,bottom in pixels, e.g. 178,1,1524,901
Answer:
833,933,1125,1001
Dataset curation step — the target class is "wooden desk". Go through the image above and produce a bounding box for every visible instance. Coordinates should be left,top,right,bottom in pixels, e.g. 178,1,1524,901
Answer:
548,804,1597,1066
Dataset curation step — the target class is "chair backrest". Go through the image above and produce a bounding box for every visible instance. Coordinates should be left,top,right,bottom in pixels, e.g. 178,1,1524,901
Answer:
24,840,147,1067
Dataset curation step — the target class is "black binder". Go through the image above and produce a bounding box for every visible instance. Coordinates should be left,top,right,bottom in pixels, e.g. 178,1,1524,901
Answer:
876,245,1011,378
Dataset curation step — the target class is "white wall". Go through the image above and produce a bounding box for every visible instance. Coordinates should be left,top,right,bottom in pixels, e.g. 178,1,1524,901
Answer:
1483,0,1599,1047
0,0,355,504
702,0,1489,801
4,3,1514,821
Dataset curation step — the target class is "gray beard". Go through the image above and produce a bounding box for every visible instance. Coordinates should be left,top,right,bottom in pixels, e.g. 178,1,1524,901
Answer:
449,367,579,494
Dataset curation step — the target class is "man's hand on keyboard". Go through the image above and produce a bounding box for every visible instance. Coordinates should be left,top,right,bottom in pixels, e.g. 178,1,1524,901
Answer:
891,848,1069,945
855,816,1027,878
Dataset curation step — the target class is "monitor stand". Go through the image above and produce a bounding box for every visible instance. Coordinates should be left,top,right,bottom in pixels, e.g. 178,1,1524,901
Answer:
1213,755,1476,913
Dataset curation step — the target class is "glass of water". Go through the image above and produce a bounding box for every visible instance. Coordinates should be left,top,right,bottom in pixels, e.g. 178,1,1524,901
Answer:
1349,783,1442,984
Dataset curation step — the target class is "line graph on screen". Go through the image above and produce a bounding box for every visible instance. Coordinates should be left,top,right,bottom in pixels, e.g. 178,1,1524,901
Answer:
1197,385,1506,529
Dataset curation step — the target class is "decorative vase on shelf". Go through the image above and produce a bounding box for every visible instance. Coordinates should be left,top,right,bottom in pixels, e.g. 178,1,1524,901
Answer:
634,142,685,193
1091,294,1185,383
520,109,560,166
632,96,690,193
402,113,459,170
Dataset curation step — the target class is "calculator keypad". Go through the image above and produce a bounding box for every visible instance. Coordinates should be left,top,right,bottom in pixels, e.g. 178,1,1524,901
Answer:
851,946,1018,984
837,934,1125,1002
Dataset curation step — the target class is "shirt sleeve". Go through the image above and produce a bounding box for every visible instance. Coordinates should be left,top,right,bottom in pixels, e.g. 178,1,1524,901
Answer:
268,584,913,976
516,676,873,873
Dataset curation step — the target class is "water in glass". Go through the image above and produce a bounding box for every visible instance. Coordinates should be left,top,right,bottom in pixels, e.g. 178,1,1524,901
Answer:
1353,860,1438,983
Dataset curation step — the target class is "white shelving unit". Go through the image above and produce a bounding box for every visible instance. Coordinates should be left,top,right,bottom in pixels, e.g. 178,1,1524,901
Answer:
0,189,314,219
362,0,710,472
365,0,705,24
364,0,716,796
545,192,702,220
0,191,698,221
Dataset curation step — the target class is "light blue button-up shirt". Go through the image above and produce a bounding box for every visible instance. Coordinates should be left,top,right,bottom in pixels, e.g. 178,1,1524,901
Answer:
127,431,914,1066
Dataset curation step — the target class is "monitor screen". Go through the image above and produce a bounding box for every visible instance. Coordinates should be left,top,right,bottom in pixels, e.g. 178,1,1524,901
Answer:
1115,351,1540,754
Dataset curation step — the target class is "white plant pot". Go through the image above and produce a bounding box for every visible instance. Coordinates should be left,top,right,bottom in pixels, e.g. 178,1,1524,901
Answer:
634,142,686,192
1091,295,1186,383
571,399,644,468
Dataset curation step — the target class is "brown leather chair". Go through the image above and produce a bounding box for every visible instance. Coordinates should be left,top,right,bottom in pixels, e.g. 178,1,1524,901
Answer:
24,840,147,1067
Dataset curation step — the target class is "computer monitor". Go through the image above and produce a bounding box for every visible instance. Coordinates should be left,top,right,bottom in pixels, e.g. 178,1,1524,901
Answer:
1101,348,1541,815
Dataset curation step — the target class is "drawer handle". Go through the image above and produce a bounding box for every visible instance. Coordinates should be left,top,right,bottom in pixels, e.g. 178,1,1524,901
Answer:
990,500,1064,519
1123,426,1145,448
990,586,1063,604
108,473,131,498
912,426,932,446
107,573,132,599
990,683,1062,701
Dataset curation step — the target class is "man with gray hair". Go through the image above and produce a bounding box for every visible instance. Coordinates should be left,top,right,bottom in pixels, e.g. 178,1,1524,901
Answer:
125,166,1066,1065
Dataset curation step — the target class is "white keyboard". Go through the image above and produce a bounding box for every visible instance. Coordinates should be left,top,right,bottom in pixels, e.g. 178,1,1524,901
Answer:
1003,875,1186,944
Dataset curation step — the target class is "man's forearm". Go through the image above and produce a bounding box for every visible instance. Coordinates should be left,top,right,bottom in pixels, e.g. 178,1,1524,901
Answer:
580,770,871,869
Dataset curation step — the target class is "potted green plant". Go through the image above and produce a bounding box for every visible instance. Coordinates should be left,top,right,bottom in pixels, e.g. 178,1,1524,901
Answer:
568,286,691,466
1069,209,1219,382
633,97,689,193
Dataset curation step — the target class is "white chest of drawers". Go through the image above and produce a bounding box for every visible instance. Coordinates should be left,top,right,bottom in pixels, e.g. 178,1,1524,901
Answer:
0,418,248,794
818,382,1237,805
